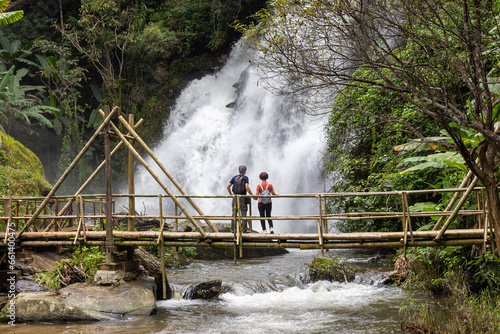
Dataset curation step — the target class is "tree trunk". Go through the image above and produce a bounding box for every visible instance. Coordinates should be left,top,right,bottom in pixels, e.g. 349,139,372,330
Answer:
485,183,500,256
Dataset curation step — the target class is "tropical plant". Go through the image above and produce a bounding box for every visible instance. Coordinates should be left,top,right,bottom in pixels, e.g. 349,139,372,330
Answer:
0,0,23,26
34,246,105,290
0,65,58,134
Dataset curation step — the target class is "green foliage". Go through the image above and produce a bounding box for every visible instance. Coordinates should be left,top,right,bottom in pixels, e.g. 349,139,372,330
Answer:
0,65,58,134
34,246,105,291
467,251,500,293
401,286,500,333
306,255,355,283
403,246,470,295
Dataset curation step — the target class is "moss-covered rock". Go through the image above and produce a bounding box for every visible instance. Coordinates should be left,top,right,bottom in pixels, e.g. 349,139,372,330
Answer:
307,256,355,283
0,132,52,196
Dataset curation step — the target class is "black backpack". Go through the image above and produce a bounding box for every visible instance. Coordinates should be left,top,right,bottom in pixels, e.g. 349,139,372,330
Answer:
232,175,246,194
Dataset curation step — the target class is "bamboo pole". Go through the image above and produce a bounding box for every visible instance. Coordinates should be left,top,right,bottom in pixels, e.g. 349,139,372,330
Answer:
237,195,243,258
43,118,144,232
103,117,207,239
402,193,408,258
233,198,237,264
3,196,12,243
483,188,488,252
402,192,414,242
317,195,324,256
73,196,82,245
80,195,87,243
435,176,480,241
14,199,19,231
128,114,136,232
433,173,477,230
157,195,165,244
17,106,119,239
104,106,114,264
160,233,167,299
5,229,487,242
17,238,486,249
117,115,217,232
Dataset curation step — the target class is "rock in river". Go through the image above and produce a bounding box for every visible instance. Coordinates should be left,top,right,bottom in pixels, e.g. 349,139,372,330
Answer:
0,276,157,322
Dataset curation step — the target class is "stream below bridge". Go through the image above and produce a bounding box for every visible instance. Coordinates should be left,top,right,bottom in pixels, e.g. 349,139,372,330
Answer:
1,248,440,334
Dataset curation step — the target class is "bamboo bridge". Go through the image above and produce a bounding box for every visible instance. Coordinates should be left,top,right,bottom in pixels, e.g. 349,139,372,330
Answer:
0,107,494,267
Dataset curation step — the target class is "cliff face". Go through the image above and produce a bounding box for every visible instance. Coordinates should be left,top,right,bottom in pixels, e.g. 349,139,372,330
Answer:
0,131,52,196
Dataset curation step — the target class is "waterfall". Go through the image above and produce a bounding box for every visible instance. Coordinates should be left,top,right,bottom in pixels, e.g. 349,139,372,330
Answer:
132,42,328,233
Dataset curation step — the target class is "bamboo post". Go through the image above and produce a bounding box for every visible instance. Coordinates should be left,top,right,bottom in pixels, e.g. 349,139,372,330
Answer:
74,196,82,245
482,189,488,252
104,106,114,264
233,198,237,265
117,115,217,232
157,195,165,244
401,193,408,258
80,195,87,242
160,233,167,299
14,200,19,231
103,117,207,239
237,195,243,258
402,192,414,242
128,114,136,232
3,196,12,243
99,198,104,231
323,197,328,233
248,199,252,232
175,204,178,232
317,195,324,257
43,118,144,232
16,106,119,239
54,199,60,231
435,176,479,241
31,200,38,232
158,194,167,299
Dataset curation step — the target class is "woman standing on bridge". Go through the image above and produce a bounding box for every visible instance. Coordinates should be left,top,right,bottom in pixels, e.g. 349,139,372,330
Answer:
255,172,278,234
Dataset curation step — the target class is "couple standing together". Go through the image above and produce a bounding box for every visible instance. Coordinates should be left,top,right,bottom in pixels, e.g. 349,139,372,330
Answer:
226,165,278,233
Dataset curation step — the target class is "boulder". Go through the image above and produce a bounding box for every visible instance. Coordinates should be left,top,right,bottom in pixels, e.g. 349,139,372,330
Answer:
182,280,225,300
0,276,157,322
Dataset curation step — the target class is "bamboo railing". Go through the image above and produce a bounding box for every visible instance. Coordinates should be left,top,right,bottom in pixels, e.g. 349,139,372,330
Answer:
0,185,493,258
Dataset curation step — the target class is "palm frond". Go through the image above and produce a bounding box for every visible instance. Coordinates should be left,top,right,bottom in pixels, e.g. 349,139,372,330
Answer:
0,11,24,26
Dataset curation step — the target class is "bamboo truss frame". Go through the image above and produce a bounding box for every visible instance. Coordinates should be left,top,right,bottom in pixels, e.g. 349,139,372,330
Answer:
0,109,495,261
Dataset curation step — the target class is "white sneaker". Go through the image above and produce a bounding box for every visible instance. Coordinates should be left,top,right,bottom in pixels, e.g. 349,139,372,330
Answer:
269,227,274,234
261,229,267,233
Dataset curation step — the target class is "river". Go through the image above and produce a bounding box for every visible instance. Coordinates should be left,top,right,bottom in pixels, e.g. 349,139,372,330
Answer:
1,248,419,334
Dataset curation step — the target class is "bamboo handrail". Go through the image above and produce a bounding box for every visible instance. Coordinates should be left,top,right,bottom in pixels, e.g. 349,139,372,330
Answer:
3,183,497,252
1,229,486,240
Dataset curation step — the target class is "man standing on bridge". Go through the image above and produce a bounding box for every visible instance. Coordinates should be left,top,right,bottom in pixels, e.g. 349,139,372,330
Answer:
227,165,254,233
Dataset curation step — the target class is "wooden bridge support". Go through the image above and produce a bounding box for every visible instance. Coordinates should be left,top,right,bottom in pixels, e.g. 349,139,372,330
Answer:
15,106,120,240
116,114,217,233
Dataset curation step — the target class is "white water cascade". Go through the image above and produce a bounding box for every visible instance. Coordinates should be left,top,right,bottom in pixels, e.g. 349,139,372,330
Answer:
132,42,329,233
